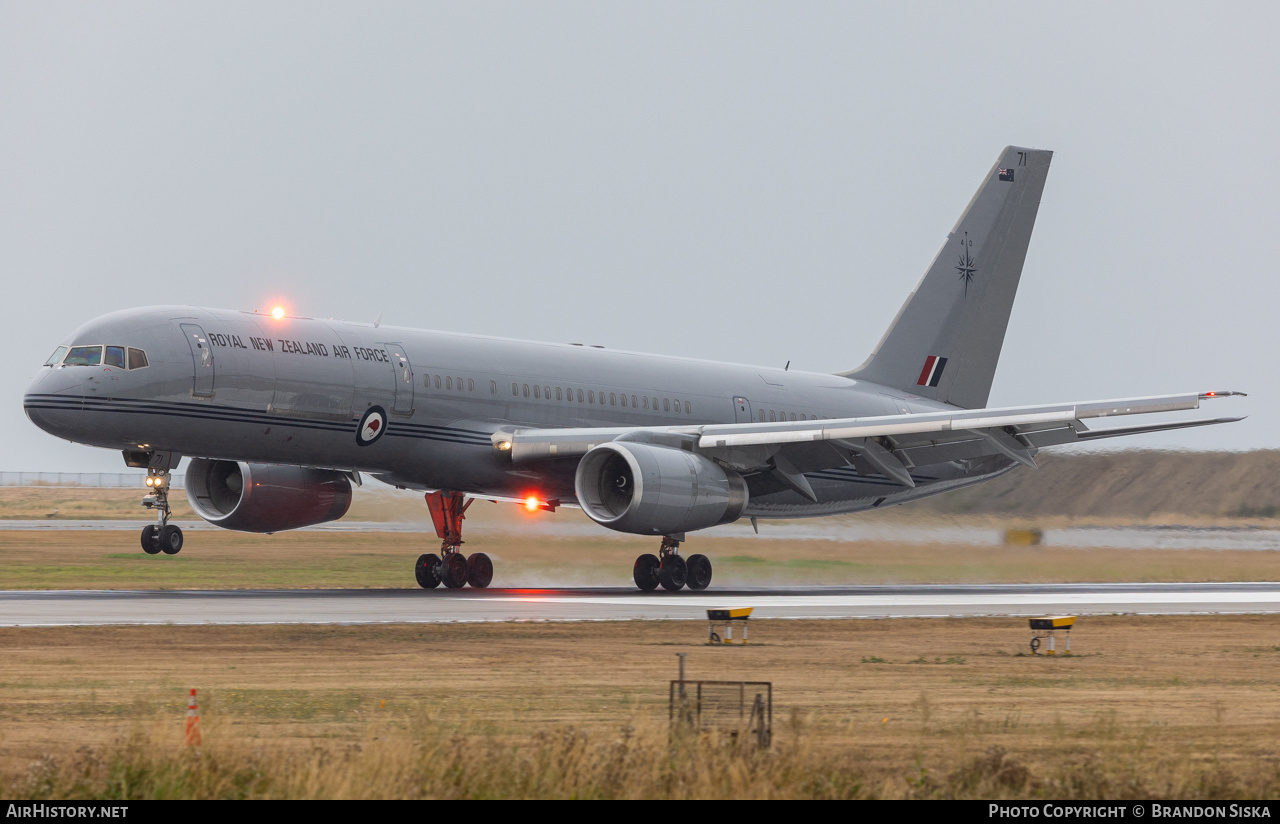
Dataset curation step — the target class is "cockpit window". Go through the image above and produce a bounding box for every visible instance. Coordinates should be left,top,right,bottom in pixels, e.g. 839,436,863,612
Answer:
127,348,148,369
63,346,103,366
44,346,68,366
105,346,126,368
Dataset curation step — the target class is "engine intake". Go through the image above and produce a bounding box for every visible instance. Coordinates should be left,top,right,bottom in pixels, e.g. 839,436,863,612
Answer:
574,442,748,535
185,458,352,533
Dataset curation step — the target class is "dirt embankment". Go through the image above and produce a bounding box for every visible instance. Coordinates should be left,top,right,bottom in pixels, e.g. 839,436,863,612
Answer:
910,450,1280,520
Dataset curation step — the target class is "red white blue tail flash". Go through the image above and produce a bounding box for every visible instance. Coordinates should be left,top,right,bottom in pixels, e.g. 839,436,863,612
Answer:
916,355,948,388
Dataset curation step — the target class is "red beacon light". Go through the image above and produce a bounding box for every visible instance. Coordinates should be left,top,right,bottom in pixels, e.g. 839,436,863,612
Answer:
271,306,286,320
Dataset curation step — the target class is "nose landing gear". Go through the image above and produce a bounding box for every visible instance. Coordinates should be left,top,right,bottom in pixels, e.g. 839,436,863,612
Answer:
139,464,182,555
633,535,712,592
416,491,493,589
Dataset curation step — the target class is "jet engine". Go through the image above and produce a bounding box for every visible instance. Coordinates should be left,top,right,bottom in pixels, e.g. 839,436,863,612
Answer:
574,442,748,535
185,458,352,533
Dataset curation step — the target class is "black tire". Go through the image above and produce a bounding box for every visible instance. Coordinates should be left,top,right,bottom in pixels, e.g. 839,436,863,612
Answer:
441,552,469,589
141,525,161,555
659,554,687,592
159,525,183,555
467,552,494,589
415,553,442,589
633,554,661,591
1030,637,1041,653
686,554,713,591
709,632,722,645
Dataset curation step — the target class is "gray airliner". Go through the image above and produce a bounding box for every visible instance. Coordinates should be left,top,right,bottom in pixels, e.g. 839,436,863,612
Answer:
23,146,1245,591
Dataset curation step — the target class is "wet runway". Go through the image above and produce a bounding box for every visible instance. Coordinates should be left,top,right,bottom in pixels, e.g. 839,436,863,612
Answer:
3,582,1280,627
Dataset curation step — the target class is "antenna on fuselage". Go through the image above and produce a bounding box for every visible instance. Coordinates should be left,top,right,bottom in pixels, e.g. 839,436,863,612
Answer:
373,311,382,328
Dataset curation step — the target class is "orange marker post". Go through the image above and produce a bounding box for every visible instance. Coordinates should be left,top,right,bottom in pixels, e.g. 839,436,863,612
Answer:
184,688,202,746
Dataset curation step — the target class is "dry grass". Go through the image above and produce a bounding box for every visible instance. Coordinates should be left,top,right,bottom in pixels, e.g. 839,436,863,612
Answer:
4,528,1280,590
3,616,1280,798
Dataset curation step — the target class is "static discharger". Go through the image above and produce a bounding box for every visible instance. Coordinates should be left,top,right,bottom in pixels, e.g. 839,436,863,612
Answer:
1029,616,1076,656
707,607,753,645
184,688,202,746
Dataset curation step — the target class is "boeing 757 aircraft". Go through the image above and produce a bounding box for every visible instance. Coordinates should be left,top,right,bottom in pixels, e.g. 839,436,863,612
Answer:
24,146,1245,591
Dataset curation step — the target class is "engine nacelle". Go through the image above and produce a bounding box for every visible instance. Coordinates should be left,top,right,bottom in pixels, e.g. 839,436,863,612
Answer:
574,442,748,535
185,458,352,533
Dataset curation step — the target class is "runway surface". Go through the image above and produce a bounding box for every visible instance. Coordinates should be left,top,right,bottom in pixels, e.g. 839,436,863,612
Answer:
4,582,1280,626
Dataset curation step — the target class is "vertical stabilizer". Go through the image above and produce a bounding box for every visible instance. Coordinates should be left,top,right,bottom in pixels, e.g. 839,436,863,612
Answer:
844,146,1052,409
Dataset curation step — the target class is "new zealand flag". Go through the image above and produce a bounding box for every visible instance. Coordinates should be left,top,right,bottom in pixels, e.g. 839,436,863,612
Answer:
998,168,1015,182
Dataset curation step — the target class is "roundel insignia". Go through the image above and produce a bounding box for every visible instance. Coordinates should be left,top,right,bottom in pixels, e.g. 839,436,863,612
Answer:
356,406,388,447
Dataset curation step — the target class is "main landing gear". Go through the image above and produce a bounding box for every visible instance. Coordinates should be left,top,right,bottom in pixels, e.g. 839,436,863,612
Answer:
633,535,712,592
140,467,183,555
415,491,493,589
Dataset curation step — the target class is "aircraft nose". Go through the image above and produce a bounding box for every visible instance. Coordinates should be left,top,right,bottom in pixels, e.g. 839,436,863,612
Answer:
24,367,84,437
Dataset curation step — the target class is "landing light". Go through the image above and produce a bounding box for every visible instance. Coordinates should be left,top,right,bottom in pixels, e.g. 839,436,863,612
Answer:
524,496,540,512
271,306,285,320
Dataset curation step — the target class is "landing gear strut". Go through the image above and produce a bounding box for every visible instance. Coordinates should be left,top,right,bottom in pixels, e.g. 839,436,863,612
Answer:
415,491,493,589
633,535,712,592
140,463,182,555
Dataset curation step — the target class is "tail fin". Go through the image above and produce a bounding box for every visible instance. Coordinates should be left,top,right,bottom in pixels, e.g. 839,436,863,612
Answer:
844,146,1052,409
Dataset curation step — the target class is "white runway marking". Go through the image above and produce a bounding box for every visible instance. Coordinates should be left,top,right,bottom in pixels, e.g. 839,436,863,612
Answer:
2,583,1280,627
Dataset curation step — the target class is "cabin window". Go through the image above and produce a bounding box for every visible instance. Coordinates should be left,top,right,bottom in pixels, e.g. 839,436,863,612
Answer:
433,375,442,389
490,380,497,394
642,397,649,410
673,398,680,412
599,391,606,405
511,383,518,396
789,412,796,421
63,346,102,366
457,377,464,390
663,398,670,412
127,348,148,370
587,390,594,403
620,394,627,408
104,346,126,368
544,386,551,399
685,401,692,414
609,393,616,406
577,389,584,403
555,387,562,400
768,411,776,422
758,410,766,422
534,385,541,399
445,376,453,390
523,384,530,398
468,378,475,392
651,397,659,410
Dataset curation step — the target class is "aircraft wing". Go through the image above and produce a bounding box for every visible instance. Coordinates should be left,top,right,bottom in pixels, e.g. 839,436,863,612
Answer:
500,391,1245,491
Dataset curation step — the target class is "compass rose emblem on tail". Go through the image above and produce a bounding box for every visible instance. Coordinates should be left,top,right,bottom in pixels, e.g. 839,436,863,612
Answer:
955,231,977,296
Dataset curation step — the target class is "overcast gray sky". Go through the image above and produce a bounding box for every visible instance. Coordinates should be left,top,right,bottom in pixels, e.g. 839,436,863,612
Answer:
3,1,1276,471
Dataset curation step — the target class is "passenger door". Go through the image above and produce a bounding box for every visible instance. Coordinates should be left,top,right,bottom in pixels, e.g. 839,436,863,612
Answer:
179,323,215,398
385,344,414,415
733,396,754,423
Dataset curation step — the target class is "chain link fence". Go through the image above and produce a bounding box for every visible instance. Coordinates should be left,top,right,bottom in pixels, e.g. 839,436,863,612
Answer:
0,472,186,489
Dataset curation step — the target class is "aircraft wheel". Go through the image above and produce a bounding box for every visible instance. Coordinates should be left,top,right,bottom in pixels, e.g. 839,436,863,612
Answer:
441,552,469,589
415,553,442,589
685,554,713,591
658,554,687,592
1030,637,1041,654
633,554,660,592
141,525,161,555
158,525,183,555
709,632,722,645
467,552,493,589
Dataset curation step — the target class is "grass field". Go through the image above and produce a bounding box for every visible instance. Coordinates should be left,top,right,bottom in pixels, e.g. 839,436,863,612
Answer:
4,616,1280,798
5,528,1280,590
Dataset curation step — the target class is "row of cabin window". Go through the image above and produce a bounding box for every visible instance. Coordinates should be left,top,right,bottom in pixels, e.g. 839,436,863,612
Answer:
759,409,831,422
424,374,480,393
511,382,691,414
